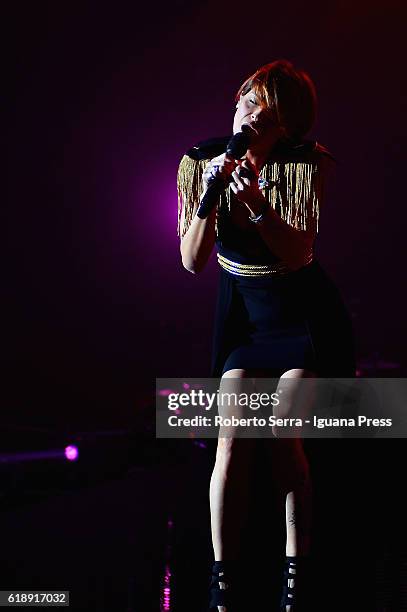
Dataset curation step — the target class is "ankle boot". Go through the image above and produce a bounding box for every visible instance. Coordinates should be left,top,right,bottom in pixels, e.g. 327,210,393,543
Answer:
209,560,237,611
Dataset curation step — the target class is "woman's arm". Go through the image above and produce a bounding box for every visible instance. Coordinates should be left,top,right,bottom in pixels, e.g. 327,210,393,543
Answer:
179,153,236,274
230,159,321,270
180,201,217,274
245,193,316,271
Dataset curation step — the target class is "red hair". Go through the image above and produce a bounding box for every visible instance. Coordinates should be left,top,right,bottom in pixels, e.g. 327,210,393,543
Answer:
236,60,318,140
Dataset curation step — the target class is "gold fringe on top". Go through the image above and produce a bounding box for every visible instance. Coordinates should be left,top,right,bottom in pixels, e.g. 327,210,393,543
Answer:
177,155,210,238
224,160,324,233
177,153,326,238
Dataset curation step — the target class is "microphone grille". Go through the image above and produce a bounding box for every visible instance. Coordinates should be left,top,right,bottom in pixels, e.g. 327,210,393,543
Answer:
226,130,250,159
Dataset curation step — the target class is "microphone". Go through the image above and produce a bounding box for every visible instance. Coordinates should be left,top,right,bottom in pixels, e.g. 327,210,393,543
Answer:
196,126,252,219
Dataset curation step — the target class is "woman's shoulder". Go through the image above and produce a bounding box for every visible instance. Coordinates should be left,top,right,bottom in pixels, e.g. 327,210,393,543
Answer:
268,138,336,164
183,135,231,161
180,135,335,163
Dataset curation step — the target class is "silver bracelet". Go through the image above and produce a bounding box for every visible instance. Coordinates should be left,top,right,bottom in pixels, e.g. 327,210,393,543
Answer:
249,202,270,224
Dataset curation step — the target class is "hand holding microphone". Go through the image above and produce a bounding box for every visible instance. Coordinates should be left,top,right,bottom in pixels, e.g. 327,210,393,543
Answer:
201,153,236,194
196,127,252,219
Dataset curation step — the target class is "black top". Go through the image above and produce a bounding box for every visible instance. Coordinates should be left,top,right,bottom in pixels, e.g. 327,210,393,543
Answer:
185,136,334,265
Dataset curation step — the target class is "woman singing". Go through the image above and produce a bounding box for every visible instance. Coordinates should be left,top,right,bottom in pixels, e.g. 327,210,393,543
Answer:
177,60,355,611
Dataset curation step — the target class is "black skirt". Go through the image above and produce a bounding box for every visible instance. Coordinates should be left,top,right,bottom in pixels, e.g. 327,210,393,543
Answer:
211,250,355,378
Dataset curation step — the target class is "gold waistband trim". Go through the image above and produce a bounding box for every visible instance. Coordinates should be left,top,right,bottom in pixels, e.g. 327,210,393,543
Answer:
217,253,291,276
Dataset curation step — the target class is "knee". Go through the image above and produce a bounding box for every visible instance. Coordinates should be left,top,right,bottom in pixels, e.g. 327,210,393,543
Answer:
221,368,247,379
280,368,316,379
219,369,249,401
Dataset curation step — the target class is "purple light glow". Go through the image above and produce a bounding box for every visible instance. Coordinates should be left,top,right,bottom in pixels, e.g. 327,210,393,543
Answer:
161,564,172,611
64,445,79,461
194,440,207,449
158,389,176,396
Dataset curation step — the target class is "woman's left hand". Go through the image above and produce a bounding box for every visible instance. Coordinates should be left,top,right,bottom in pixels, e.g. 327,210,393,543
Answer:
229,158,265,214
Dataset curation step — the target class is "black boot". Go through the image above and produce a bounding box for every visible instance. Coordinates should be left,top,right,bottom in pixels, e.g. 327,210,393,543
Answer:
209,560,237,610
280,555,310,610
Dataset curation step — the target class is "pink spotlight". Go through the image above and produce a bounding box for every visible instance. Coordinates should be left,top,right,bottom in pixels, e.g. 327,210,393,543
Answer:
158,389,175,396
64,445,79,461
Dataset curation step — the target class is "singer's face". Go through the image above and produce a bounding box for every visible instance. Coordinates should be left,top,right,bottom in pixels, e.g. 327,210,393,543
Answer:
233,88,281,146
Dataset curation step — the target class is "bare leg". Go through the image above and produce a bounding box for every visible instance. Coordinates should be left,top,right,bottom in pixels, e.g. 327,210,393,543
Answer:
209,369,256,611
210,436,255,561
275,369,314,560
284,477,313,612
285,473,312,557
209,367,314,611
255,368,315,611
279,369,314,612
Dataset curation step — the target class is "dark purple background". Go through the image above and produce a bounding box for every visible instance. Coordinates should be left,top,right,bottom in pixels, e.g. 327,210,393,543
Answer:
5,1,407,432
